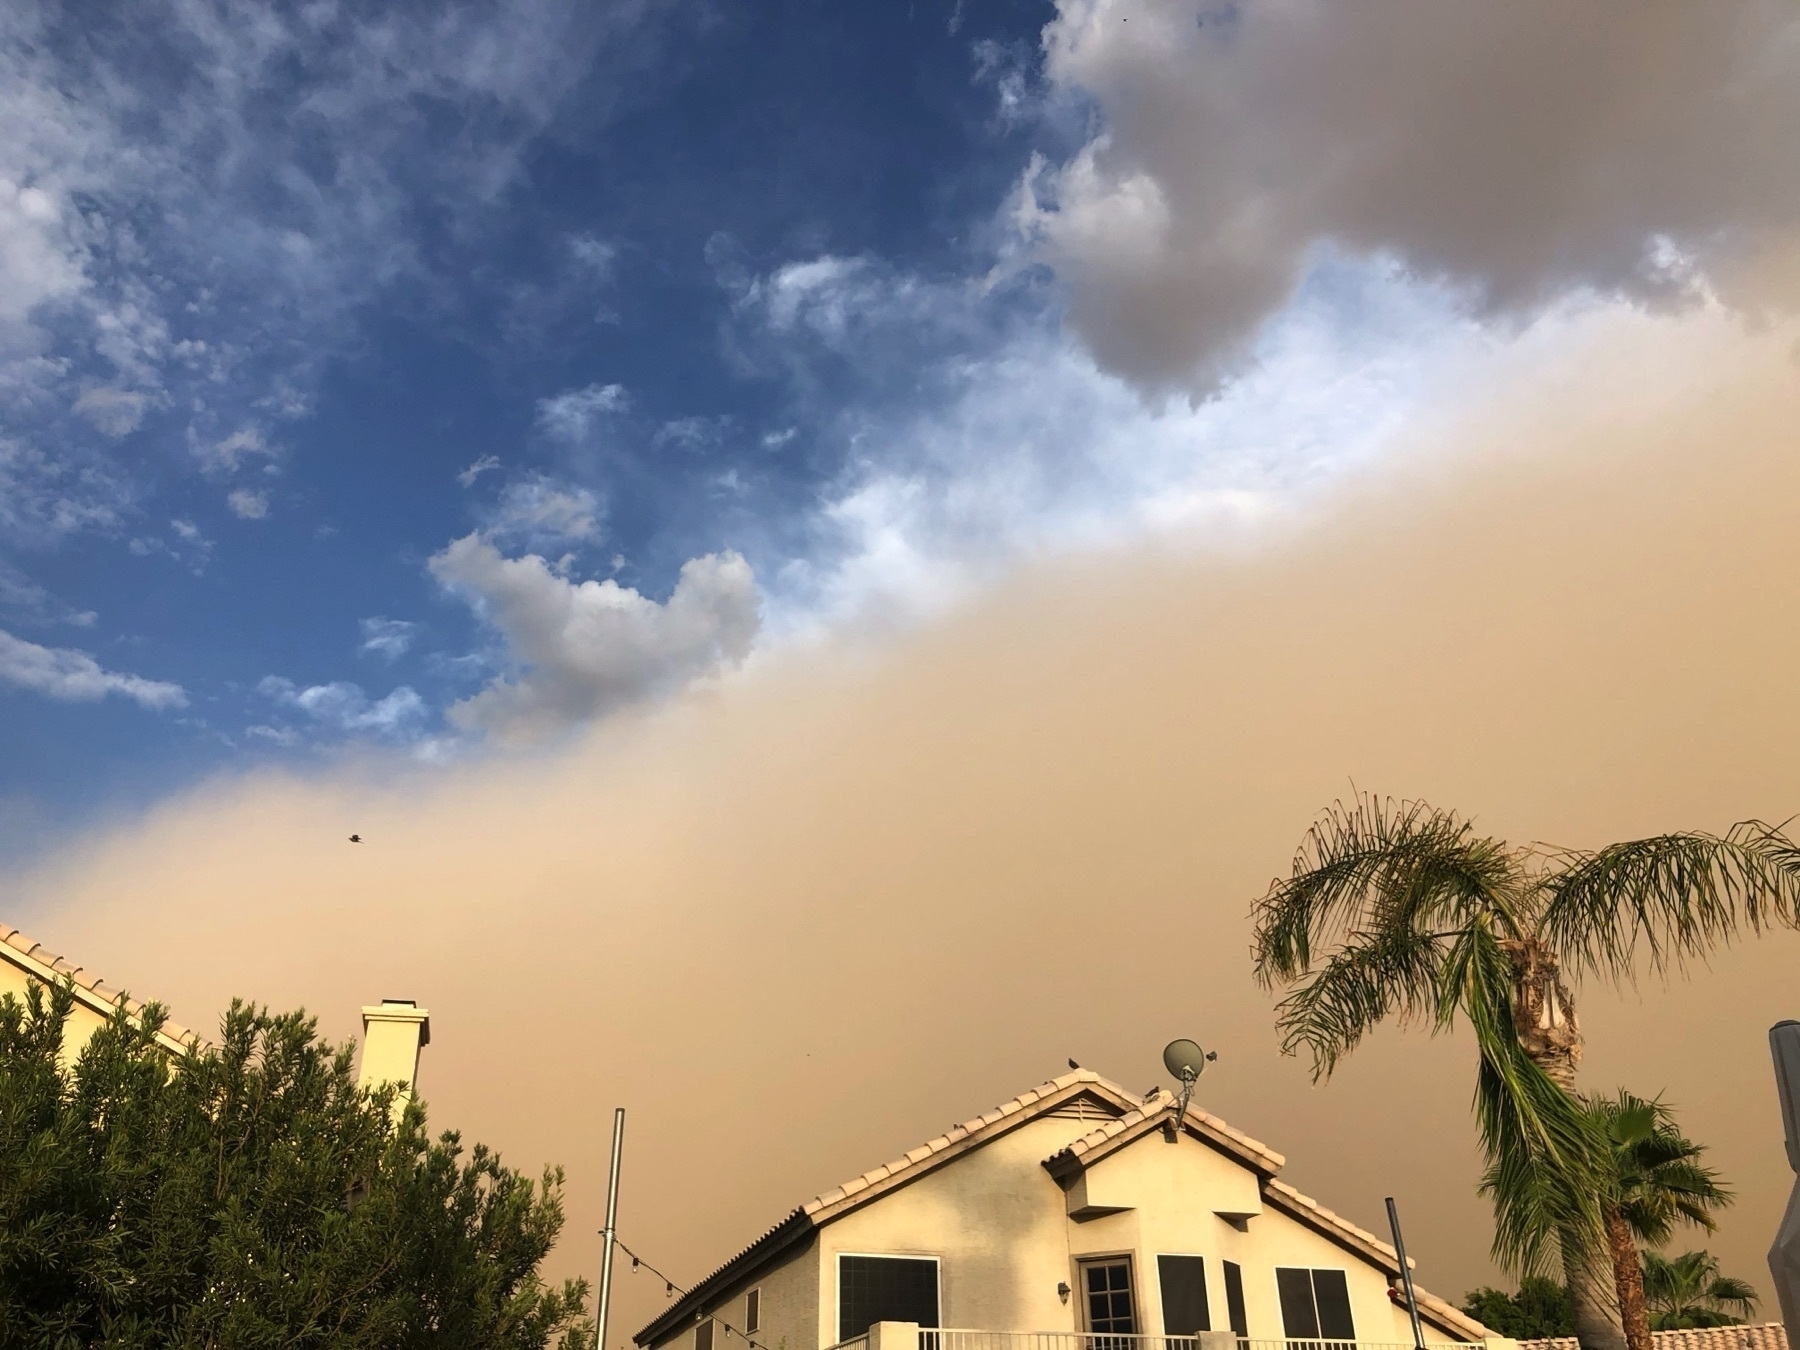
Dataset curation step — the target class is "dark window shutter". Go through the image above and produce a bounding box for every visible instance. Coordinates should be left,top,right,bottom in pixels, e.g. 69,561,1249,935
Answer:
697,1321,715,1350
838,1256,940,1342
1312,1270,1355,1341
1157,1256,1211,1335
746,1289,761,1334
1276,1268,1321,1340
1222,1261,1248,1337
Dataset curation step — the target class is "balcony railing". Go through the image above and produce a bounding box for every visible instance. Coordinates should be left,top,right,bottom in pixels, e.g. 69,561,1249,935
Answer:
830,1330,1473,1350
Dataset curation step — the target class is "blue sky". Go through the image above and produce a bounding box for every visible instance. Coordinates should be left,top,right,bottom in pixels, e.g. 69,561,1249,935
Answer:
5,0,1799,855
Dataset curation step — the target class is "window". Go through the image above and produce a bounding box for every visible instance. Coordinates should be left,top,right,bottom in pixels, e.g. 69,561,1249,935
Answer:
1079,1257,1138,1336
838,1255,940,1342
1222,1262,1248,1338
745,1289,761,1335
696,1321,715,1350
1157,1256,1211,1336
1275,1268,1355,1345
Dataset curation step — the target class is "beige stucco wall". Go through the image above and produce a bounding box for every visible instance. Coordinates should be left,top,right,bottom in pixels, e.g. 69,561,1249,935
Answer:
0,957,115,1062
679,1113,1464,1350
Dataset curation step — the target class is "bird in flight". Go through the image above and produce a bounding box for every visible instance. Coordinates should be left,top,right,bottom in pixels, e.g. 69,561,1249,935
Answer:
1067,1058,1080,1070
348,834,362,843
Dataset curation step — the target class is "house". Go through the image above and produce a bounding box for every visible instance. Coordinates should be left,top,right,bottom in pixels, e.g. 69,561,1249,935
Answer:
0,918,429,1093
634,1070,1495,1350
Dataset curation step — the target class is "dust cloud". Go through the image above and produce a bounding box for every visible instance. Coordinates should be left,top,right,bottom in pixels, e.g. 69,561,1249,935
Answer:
15,304,1800,1337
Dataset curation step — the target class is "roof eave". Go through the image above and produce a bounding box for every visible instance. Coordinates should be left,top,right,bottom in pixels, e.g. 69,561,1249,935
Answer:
633,1208,815,1348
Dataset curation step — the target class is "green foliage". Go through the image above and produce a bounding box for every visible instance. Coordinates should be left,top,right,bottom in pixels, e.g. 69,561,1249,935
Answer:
1641,1251,1759,1330
1461,1277,1576,1339
1592,1091,1730,1247
1250,793,1800,1284
0,980,594,1350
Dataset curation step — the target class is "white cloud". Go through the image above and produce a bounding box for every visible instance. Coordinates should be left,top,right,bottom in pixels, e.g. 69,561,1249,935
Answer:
73,388,151,437
536,383,629,442
226,488,269,520
359,617,419,661
729,245,1493,631
1024,0,1800,387
487,474,603,547
429,533,761,740
196,428,275,474
654,415,728,450
0,628,185,709
0,0,672,545
257,675,427,738
457,454,501,487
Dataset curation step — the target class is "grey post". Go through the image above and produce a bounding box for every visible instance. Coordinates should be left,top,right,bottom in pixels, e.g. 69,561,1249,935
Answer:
597,1108,627,1350
1386,1197,1427,1350
1771,1022,1800,1343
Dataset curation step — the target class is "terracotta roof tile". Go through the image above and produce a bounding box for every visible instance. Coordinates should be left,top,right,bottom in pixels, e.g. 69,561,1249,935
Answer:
0,919,207,1054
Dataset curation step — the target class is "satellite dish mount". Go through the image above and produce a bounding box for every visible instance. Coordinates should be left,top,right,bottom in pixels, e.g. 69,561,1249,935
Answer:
1161,1038,1218,1141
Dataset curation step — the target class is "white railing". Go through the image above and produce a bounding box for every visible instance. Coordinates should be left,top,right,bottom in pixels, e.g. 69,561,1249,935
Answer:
822,1336,870,1350
918,1333,1470,1350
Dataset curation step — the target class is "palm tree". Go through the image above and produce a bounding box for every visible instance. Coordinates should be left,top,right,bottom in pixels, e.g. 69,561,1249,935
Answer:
1591,1092,1732,1350
1641,1251,1759,1330
1250,794,1800,1350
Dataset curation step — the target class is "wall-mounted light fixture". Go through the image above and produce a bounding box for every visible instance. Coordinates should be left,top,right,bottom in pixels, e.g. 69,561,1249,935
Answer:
1057,1282,1071,1305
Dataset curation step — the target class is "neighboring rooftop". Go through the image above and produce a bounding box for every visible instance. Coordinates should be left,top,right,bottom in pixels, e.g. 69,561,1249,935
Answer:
0,920,206,1054
635,1067,1491,1347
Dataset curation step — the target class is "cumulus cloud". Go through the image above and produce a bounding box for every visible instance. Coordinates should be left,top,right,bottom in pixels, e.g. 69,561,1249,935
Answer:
226,488,269,520
257,675,426,739
0,628,185,709
1027,0,1800,386
429,534,760,740
536,383,629,442
359,617,420,662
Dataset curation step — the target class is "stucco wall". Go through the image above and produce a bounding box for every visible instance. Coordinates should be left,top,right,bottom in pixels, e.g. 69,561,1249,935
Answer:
0,958,113,1060
788,1113,1450,1348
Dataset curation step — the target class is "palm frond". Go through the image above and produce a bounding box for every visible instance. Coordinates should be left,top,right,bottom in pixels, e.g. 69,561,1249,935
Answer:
1541,820,1800,981
1459,928,1609,1274
1254,793,1524,989
1270,924,1449,1079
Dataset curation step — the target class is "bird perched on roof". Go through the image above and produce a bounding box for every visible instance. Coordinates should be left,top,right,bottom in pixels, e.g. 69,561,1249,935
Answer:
1068,1058,1080,1070
348,834,362,843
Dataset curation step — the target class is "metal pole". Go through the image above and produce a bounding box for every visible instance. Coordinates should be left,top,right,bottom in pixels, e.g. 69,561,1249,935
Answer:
1770,1021,1800,1344
1386,1197,1427,1350
597,1108,627,1350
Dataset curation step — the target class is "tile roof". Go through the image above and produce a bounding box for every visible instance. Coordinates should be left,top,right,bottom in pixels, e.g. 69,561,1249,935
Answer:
0,921,206,1053
1042,1085,1287,1178
1519,1328,1788,1350
1262,1179,1489,1342
635,1068,1492,1347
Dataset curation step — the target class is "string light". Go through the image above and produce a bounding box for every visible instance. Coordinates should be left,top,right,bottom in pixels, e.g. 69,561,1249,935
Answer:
610,1237,784,1350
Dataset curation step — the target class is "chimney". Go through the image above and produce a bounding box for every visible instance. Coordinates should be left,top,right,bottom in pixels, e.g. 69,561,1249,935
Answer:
357,998,431,1097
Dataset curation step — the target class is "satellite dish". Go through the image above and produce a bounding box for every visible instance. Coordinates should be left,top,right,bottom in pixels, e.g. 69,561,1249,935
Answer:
1163,1039,1209,1082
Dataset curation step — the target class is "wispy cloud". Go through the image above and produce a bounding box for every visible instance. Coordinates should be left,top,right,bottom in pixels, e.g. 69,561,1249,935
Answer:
226,489,269,520
359,617,421,662
457,455,502,488
0,628,185,709
487,474,604,548
257,675,427,739
536,383,629,442
0,0,666,557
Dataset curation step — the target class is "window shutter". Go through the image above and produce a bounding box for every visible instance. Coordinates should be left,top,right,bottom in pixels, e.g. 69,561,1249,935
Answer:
1157,1256,1211,1335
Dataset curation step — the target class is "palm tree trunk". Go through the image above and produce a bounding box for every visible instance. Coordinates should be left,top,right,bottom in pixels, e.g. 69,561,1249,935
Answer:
1604,1207,1653,1350
1505,937,1626,1350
